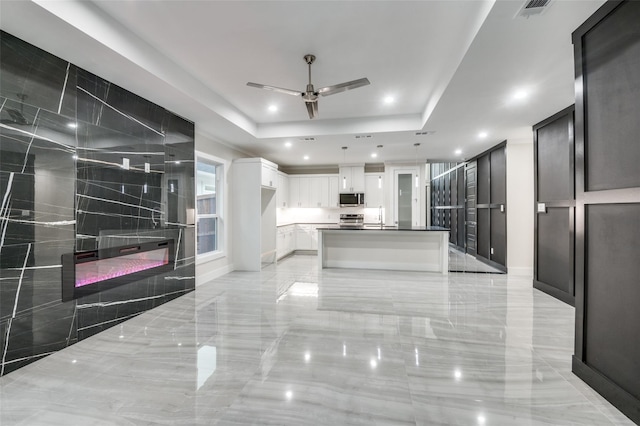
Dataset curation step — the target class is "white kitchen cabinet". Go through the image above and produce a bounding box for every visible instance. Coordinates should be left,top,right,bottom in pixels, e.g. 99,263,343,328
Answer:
289,175,339,208
232,158,277,271
365,173,384,208
289,176,311,208
295,224,314,250
261,162,277,188
339,165,365,193
277,172,289,208
285,226,295,254
329,176,339,207
277,224,296,259
308,176,331,207
309,178,322,208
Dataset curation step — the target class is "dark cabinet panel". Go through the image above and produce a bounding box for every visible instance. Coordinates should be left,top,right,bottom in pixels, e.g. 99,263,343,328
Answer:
475,143,507,271
490,148,506,205
490,209,506,266
585,203,640,401
537,114,573,201
477,155,490,205
477,208,490,259
429,163,465,252
533,106,575,305
583,3,640,191
465,161,477,256
537,208,572,295
572,2,640,423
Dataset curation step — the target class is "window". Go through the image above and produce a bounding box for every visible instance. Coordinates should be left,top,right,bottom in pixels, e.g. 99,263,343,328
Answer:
196,153,225,259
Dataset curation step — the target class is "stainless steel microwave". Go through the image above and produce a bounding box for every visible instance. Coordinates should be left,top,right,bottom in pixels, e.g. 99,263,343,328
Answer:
339,193,365,207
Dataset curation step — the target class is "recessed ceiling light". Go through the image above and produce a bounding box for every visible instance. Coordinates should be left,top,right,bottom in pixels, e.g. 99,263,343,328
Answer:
303,155,309,160
371,153,378,158
384,96,394,104
284,141,292,148
478,131,488,139
455,149,462,155
67,122,77,129
513,89,528,100
268,105,278,112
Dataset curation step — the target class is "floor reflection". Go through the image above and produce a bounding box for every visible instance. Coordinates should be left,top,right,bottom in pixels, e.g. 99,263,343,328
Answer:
0,255,633,425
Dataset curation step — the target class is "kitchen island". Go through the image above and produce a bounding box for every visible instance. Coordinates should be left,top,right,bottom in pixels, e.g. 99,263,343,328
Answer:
317,226,450,274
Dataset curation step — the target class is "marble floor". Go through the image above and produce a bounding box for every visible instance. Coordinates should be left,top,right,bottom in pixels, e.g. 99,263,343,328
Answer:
0,256,634,425
448,248,505,274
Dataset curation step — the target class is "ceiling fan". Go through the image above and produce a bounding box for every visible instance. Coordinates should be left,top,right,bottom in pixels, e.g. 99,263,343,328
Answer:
247,54,370,119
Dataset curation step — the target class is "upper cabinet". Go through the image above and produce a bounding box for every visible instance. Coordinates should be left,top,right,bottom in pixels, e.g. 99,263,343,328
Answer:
261,161,278,188
276,171,289,208
289,176,310,208
339,165,365,193
289,175,338,208
365,173,384,208
328,176,339,208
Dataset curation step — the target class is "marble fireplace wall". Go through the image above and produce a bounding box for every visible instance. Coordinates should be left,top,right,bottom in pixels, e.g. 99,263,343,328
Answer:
0,30,195,375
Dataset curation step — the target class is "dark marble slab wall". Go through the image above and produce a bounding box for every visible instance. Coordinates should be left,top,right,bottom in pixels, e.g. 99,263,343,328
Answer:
0,30,196,375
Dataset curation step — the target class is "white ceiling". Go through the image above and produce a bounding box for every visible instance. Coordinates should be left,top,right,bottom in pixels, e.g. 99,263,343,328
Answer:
1,0,606,167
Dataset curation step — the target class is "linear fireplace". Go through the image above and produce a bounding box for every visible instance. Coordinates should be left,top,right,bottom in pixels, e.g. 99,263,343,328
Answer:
62,239,174,301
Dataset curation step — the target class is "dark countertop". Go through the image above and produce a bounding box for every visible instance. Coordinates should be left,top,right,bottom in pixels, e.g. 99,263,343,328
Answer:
317,225,450,232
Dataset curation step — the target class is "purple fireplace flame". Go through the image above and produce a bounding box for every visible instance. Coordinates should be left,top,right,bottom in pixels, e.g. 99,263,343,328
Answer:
75,248,169,288
62,239,174,301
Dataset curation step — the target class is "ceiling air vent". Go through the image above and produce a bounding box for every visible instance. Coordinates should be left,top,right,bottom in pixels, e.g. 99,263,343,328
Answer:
355,135,372,139
299,137,315,141
415,131,435,136
515,0,552,18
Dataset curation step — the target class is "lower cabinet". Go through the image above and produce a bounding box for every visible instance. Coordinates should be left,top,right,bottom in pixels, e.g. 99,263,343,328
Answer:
277,224,324,259
295,224,313,250
276,225,295,259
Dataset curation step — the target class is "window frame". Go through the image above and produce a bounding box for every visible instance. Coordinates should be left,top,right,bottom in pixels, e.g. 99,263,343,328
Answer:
195,151,227,263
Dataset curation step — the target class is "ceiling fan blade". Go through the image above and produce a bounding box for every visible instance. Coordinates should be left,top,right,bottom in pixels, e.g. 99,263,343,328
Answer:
317,78,370,97
305,101,318,119
246,82,302,97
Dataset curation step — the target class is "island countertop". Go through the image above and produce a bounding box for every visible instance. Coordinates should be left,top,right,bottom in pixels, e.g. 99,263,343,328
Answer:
316,225,449,232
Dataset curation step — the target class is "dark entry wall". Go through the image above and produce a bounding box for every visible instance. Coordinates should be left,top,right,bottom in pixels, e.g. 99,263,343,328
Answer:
430,162,465,250
0,31,196,376
429,141,507,272
572,1,640,423
474,142,507,272
533,106,575,305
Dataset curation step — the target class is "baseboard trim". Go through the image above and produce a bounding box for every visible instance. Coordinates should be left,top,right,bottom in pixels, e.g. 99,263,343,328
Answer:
507,266,533,277
196,263,234,286
533,279,574,306
572,357,640,425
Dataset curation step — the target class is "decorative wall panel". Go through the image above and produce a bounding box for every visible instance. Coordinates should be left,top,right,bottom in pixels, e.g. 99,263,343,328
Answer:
572,1,640,422
0,30,195,375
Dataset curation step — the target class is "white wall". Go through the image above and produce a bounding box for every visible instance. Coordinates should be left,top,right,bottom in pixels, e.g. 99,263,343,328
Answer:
195,132,250,285
506,139,534,276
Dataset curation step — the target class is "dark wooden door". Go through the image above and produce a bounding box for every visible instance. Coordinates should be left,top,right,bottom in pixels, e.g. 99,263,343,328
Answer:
533,106,575,305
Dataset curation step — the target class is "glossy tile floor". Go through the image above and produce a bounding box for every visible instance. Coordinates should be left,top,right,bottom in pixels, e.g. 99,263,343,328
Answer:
448,248,505,273
0,256,634,425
